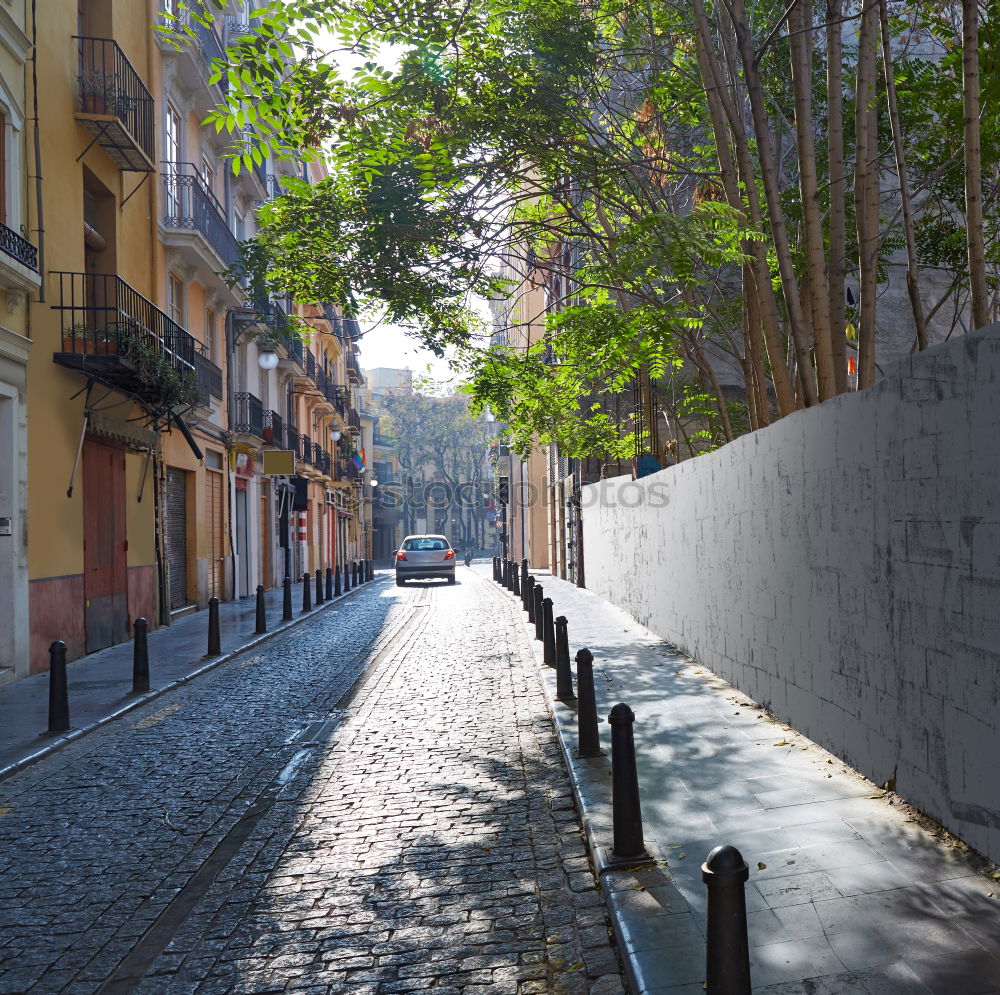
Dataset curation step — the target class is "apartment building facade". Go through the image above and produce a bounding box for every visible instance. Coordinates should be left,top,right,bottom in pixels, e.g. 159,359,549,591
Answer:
4,0,369,680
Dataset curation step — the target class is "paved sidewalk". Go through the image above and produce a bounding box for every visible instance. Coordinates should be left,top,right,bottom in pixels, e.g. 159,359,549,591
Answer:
0,574,366,778
483,565,1000,994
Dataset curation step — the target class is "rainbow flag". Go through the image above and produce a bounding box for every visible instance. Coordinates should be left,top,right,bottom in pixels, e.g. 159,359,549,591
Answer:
352,448,366,471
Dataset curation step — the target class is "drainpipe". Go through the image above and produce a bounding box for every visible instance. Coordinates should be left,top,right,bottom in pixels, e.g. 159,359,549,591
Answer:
29,0,44,299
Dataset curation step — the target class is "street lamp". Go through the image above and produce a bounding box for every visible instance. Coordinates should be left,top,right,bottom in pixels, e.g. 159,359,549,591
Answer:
330,429,341,442
257,349,280,370
370,478,379,487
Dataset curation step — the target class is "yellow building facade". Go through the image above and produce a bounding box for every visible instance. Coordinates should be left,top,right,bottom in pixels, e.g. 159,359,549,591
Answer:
15,0,369,677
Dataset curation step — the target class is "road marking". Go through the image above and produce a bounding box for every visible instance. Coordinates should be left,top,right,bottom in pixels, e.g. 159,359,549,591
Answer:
132,703,182,730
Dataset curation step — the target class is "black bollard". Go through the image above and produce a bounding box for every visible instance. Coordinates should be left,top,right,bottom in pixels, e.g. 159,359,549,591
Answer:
555,616,575,702
302,572,312,612
315,568,324,604
533,585,544,641
282,577,293,621
369,559,374,581
47,640,70,733
542,597,556,666
334,564,342,596
521,558,528,591
343,562,350,592
207,597,221,656
255,585,267,634
576,648,603,757
702,845,752,994
608,703,647,859
512,565,521,597
524,574,535,617
508,559,516,592
326,566,334,600
132,618,150,694
352,561,359,586
492,556,498,581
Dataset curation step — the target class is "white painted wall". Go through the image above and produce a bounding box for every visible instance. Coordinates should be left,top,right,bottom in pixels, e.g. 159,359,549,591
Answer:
582,324,1000,862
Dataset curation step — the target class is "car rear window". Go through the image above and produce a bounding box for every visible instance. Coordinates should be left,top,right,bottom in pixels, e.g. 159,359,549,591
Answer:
402,538,448,551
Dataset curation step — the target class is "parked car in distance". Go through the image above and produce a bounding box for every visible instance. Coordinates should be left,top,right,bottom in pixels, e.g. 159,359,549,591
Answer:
395,535,456,586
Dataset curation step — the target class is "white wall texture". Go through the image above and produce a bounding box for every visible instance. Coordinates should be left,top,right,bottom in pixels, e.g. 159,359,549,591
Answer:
582,324,1000,862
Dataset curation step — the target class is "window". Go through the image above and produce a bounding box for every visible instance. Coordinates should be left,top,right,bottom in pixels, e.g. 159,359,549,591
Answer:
402,537,449,551
205,307,216,362
234,208,245,241
168,273,184,327
164,103,182,216
200,156,215,202
165,103,181,166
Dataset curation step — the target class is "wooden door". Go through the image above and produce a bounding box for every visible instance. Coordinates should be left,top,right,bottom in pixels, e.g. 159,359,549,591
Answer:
83,437,127,652
164,467,189,610
206,469,224,599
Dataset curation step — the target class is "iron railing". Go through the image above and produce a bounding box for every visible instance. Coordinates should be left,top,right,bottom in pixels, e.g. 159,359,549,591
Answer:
317,449,332,476
75,37,154,165
298,433,314,465
51,272,195,371
306,350,316,380
192,347,222,404
312,441,324,468
263,409,283,446
346,349,362,383
0,221,38,271
233,392,264,437
284,422,298,451
162,162,241,269
347,409,362,433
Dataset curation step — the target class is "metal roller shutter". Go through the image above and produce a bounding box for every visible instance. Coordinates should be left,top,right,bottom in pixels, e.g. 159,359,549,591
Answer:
165,467,188,610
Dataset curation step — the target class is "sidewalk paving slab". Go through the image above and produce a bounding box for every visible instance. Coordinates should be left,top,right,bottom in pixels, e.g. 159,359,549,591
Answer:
483,565,1000,995
0,574,378,780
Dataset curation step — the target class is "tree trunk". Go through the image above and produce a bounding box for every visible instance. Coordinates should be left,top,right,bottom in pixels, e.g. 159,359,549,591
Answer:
728,0,818,406
962,0,990,330
827,0,848,392
854,0,880,388
691,0,797,417
789,0,836,399
879,0,928,351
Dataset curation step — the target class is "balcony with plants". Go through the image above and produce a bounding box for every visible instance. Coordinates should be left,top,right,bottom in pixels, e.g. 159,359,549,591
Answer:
51,272,203,415
74,37,154,173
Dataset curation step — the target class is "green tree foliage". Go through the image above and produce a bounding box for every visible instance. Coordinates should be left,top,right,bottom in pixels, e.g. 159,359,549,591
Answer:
173,0,999,461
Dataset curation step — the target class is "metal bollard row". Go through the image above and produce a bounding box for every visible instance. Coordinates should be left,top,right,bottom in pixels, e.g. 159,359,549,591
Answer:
302,572,312,612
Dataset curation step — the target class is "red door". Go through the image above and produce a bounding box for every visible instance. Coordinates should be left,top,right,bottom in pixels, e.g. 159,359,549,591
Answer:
83,437,128,652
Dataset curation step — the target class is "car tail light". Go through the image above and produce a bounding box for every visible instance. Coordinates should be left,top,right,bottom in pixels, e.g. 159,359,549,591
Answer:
396,551,407,560
444,550,455,560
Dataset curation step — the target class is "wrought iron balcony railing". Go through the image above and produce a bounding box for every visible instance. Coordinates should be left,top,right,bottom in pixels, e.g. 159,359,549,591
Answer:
51,272,197,410
298,433,314,465
0,220,38,272
284,423,298,451
345,349,362,384
347,409,362,434
75,37,155,172
317,449,332,476
162,163,241,269
233,391,264,437
306,349,316,380
263,409,283,446
192,347,222,405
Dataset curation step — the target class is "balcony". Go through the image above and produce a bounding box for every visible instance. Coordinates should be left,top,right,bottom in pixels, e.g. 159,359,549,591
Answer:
75,38,155,172
161,163,241,272
0,220,40,301
192,348,222,406
347,409,362,434
51,272,197,412
233,392,264,438
284,422,298,451
263,409,284,447
346,349,363,385
297,433,314,466
156,6,229,111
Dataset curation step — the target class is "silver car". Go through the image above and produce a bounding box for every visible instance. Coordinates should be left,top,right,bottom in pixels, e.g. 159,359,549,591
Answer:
395,534,456,586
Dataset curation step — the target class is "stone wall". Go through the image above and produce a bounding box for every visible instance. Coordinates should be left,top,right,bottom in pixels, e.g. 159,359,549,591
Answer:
582,325,1000,862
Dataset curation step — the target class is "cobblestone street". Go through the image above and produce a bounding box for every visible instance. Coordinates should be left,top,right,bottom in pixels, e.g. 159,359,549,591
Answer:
0,570,625,994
